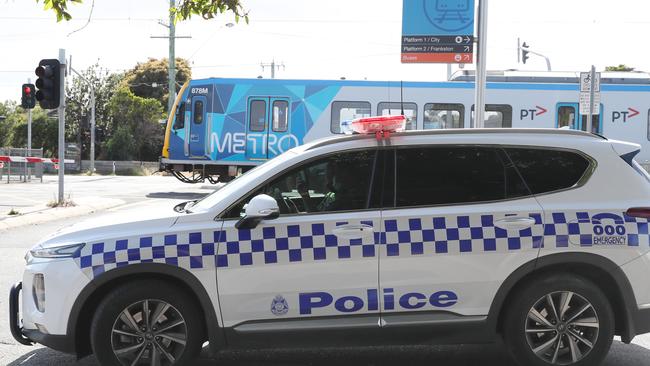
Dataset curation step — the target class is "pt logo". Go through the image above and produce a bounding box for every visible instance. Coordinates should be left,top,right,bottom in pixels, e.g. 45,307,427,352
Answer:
520,106,547,121
612,108,639,123
271,295,289,316
590,213,627,246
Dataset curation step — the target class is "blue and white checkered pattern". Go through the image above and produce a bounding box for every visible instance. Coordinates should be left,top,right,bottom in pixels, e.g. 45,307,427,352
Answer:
382,213,544,257
73,211,650,278
542,211,649,248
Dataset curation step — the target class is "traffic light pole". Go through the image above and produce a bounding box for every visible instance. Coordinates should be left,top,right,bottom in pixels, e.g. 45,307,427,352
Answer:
58,49,66,204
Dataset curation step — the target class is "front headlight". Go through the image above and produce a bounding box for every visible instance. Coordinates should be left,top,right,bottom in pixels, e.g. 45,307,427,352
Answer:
30,243,85,258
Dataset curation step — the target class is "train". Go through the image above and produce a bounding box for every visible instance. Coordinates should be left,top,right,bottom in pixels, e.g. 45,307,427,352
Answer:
159,70,650,183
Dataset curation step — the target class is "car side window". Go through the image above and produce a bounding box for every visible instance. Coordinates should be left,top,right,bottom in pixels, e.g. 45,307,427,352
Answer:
394,146,529,207
505,148,591,194
224,150,377,218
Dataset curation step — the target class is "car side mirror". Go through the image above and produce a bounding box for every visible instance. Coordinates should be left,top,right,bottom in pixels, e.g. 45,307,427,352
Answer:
235,194,280,229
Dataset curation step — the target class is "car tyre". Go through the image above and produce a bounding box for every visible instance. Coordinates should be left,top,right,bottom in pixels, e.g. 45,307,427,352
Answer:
91,279,204,366
503,274,614,366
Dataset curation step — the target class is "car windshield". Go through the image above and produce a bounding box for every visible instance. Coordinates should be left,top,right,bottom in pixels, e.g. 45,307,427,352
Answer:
187,151,298,213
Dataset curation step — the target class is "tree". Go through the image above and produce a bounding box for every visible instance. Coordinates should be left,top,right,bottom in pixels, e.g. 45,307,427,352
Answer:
121,58,191,110
605,64,635,72
36,0,248,22
107,86,165,161
66,64,123,159
9,108,59,156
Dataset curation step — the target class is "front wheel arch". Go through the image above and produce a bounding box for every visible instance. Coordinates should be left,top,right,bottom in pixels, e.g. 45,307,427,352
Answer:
488,252,637,343
69,263,224,358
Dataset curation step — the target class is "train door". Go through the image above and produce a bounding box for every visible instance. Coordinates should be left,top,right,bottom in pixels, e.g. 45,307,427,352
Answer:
245,97,291,160
189,96,208,157
556,102,603,133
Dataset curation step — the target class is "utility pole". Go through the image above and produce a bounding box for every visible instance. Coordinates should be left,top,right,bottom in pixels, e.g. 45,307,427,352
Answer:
474,0,488,128
151,0,191,115
261,60,285,79
168,0,176,115
58,49,66,204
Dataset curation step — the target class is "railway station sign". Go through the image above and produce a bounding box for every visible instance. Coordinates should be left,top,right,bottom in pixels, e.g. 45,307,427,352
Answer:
401,0,476,63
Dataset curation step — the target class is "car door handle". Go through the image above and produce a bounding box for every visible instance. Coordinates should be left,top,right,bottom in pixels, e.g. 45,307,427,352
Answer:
495,217,536,230
332,224,374,239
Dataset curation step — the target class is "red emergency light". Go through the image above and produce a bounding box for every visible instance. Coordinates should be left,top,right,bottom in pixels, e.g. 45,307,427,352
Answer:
350,115,406,140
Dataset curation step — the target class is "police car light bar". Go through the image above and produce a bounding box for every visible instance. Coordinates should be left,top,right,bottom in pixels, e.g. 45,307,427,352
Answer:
349,115,406,140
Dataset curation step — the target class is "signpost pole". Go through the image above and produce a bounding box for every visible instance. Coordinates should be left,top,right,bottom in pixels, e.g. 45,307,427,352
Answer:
587,65,596,134
474,0,488,128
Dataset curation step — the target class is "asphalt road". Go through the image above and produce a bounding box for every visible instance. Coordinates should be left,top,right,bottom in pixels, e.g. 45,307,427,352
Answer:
1,176,650,365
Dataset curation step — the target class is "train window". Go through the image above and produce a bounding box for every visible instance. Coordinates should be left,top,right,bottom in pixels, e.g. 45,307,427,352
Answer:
423,103,464,129
557,106,576,128
331,101,371,134
272,100,289,132
579,105,603,134
470,104,513,128
249,99,267,132
193,100,204,124
173,101,186,130
378,102,417,130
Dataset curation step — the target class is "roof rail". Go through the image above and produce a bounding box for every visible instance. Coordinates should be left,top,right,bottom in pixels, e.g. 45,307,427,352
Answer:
306,128,606,151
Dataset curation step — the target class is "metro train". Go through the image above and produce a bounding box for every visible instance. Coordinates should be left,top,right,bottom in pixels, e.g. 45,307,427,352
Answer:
160,70,650,183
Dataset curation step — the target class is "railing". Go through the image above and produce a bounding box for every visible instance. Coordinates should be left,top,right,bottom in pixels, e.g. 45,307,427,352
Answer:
0,148,44,183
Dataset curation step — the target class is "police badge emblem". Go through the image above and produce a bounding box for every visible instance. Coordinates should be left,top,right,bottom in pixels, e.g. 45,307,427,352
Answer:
271,295,289,316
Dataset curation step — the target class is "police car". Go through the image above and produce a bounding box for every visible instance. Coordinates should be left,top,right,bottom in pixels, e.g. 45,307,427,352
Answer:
10,116,650,366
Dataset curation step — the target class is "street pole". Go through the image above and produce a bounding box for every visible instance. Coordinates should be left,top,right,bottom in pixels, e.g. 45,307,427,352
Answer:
473,0,488,128
587,65,596,134
58,49,66,204
90,89,95,174
27,78,32,180
168,0,176,116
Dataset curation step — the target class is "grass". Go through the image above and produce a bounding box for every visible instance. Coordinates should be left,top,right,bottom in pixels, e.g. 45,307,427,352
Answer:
47,194,77,208
7,208,20,216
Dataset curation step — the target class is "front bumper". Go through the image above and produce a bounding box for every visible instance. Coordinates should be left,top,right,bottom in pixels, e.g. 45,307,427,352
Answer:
9,281,75,353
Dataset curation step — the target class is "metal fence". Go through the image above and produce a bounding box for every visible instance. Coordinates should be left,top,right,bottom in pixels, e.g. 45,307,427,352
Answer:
0,148,44,183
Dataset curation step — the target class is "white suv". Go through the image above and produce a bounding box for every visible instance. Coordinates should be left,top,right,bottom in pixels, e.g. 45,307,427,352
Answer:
10,128,650,366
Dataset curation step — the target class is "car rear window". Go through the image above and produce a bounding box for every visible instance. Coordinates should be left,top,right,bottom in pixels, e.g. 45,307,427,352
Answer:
394,146,529,207
505,148,591,194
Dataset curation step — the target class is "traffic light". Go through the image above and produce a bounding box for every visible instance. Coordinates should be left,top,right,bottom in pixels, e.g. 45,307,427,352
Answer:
34,59,61,109
521,42,530,64
21,83,36,109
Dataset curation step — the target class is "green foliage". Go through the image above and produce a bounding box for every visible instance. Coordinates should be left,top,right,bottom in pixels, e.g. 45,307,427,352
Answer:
107,87,165,161
38,0,82,22
36,0,247,23
173,0,248,23
605,64,635,72
9,108,59,156
121,58,191,110
65,64,123,159
105,125,136,160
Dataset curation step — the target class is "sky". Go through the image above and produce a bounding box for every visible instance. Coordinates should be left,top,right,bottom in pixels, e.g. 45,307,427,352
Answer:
1,0,650,103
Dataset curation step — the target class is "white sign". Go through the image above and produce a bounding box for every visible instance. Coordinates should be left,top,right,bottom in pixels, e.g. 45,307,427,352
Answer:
580,91,601,115
580,72,601,92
